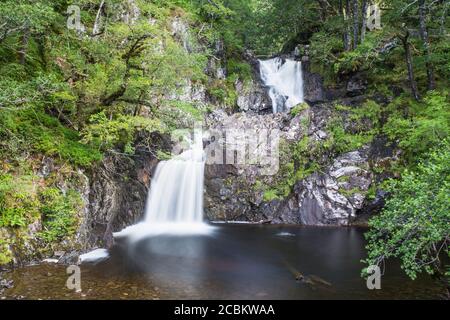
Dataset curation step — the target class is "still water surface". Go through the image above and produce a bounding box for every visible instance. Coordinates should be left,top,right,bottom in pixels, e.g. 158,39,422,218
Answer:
3,225,445,299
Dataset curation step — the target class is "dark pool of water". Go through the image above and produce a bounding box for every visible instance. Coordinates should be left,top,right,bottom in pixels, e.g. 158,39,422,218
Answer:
2,225,445,299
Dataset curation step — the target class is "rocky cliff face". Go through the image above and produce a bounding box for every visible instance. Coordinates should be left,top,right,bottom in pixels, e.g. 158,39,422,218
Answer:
79,132,171,250
203,102,396,225
202,50,396,226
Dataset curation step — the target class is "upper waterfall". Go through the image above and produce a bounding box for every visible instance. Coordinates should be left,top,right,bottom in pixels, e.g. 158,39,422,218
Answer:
259,57,304,113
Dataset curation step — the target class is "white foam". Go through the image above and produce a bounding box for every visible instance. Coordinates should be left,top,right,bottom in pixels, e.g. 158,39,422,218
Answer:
114,222,214,241
259,57,304,113
276,232,296,237
79,248,109,263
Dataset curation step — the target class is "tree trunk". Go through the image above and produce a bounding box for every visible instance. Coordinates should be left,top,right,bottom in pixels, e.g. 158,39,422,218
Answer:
92,0,105,36
352,0,359,49
18,27,30,65
344,0,352,51
316,0,328,22
401,31,420,101
418,0,435,90
360,0,368,44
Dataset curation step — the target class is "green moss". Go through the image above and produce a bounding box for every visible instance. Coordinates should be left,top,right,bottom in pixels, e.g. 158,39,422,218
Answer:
339,187,364,197
323,117,374,154
207,78,238,108
290,103,309,117
172,101,205,121
227,58,253,81
259,136,324,201
0,109,102,167
337,175,350,183
0,162,84,257
0,238,13,265
0,173,40,228
263,189,280,202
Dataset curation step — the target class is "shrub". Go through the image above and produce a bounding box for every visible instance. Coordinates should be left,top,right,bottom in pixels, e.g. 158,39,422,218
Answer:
38,188,82,243
363,141,450,281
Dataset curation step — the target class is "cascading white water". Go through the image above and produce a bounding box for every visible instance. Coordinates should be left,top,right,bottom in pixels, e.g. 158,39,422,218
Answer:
114,129,212,238
144,131,205,224
259,57,304,113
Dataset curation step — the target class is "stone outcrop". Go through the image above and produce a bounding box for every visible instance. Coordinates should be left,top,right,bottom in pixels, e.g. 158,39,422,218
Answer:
235,79,272,114
203,98,397,225
79,132,171,249
205,50,397,225
294,148,372,225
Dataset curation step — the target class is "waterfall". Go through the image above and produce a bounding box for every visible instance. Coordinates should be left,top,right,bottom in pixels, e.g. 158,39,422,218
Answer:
259,57,304,113
144,131,205,224
115,129,212,238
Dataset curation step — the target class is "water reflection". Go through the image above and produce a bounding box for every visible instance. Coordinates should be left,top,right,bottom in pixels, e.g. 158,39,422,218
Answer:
92,225,444,299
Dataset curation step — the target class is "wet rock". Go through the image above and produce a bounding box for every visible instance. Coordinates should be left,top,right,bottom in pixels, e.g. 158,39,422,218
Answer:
204,110,305,222
203,100,394,226
294,148,372,226
80,132,171,249
236,79,272,114
346,73,368,97
303,72,327,104
0,278,13,295
171,17,191,52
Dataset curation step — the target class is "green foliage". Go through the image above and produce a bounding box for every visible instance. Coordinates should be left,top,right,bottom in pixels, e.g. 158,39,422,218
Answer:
250,0,321,54
260,136,322,200
207,79,238,108
324,119,374,155
0,0,57,39
321,100,382,155
82,111,164,153
170,101,205,121
309,31,344,84
227,58,253,81
290,103,309,117
0,173,40,228
0,109,102,167
0,170,83,247
263,189,279,202
383,91,450,161
334,32,386,75
0,238,12,265
38,188,82,243
363,141,450,280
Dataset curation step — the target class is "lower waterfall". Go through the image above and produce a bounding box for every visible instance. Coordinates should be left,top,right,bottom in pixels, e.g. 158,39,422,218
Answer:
115,129,212,238
144,131,205,224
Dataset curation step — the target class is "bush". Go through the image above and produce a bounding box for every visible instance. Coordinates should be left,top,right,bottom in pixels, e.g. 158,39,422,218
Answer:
227,58,253,81
363,141,450,281
38,188,82,243
81,111,164,154
0,173,40,228
383,91,450,162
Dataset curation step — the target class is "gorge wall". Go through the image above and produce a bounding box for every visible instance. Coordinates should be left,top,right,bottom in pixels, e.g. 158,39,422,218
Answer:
0,11,397,267
203,54,397,225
